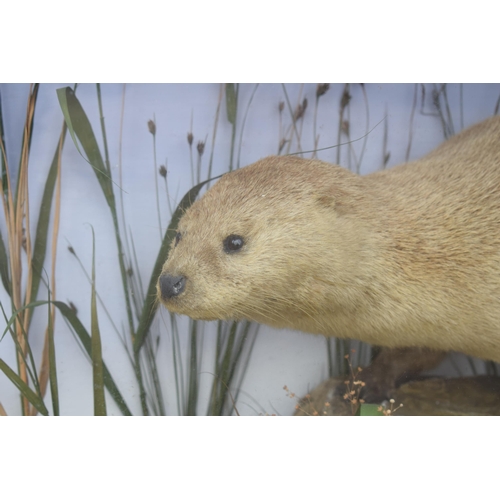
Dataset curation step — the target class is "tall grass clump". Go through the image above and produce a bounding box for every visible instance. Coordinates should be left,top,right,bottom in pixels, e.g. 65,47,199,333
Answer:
0,84,261,415
0,84,64,416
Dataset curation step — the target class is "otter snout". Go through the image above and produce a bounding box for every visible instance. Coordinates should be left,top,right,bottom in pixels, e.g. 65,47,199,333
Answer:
159,273,186,300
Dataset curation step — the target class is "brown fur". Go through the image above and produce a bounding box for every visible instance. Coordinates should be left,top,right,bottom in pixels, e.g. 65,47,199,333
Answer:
158,117,500,362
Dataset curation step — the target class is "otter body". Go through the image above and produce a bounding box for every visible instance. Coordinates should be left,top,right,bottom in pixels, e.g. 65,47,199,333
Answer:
158,117,500,362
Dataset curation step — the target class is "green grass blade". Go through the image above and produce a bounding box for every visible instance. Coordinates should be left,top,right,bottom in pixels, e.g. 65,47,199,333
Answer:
56,86,115,209
29,125,67,312
0,359,48,416
208,321,236,415
142,334,166,415
225,322,255,406
208,322,224,415
215,322,238,415
96,84,112,176
134,176,218,354
0,87,8,198
0,89,10,295
0,230,11,295
169,313,185,415
47,292,59,416
231,324,259,412
225,84,238,172
185,320,199,416
89,227,106,416
225,84,237,125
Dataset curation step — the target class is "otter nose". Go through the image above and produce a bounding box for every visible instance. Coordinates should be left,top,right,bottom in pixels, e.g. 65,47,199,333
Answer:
159,273,186,300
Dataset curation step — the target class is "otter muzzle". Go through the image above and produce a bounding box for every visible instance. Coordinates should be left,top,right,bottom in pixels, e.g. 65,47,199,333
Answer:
159,273,186,300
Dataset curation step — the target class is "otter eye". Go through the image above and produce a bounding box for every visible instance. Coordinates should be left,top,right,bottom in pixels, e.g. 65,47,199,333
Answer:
223,234,244,253
174,232,182,247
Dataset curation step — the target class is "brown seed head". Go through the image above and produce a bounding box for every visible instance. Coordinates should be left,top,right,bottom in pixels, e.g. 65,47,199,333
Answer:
197,141,205,156
341,120,350,135
294,98,308,121
148,120,156,135
187,132,193,146
159,165,167,178
316,83,330,98
340,88,351,109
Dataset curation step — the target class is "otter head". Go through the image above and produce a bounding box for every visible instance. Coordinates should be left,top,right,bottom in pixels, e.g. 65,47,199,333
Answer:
157,155,364,329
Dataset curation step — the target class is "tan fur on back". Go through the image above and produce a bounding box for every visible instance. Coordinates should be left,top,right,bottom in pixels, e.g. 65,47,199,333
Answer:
158,117,500,362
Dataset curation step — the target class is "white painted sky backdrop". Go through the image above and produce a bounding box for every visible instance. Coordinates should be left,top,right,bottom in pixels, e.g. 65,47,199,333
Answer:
1,83,499,415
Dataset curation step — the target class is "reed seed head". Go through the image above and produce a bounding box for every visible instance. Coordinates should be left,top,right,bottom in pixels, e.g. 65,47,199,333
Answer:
148,119,156,135
316,83,330,98
341,119,350,135
340,88,351,109
294,98,308,121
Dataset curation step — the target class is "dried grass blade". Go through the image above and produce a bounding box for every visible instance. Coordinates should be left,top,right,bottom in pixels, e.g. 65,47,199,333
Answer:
0,359,48,416
14,83,39,203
